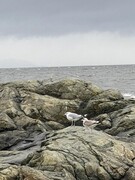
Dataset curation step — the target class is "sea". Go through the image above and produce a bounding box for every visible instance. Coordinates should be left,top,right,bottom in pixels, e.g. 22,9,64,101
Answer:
0,64,135,99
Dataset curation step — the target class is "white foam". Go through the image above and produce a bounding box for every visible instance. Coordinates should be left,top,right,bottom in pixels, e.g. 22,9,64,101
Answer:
123,93,135,99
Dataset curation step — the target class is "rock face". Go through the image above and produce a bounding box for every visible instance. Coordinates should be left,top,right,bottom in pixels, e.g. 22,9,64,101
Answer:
0,78,135,179
42,79,103,100
27,127,135,180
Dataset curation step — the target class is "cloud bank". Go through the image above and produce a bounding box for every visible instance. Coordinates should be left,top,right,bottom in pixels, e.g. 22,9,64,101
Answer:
0,0,135,37
0,32,135,68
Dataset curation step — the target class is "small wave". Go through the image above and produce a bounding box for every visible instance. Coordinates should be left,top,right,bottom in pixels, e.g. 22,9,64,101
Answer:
122,93,135,99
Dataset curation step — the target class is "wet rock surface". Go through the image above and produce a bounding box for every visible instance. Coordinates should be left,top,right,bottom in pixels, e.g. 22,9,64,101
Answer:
0,78,135,179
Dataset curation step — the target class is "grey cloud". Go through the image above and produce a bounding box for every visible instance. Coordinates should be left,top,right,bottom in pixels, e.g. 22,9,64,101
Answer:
0,0,135,37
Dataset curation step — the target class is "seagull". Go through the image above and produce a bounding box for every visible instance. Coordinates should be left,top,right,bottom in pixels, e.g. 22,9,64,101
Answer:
82,118,99,132
64,112,83,126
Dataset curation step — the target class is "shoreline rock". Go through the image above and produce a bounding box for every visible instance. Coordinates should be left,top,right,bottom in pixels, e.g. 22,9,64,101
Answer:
0,78,135,179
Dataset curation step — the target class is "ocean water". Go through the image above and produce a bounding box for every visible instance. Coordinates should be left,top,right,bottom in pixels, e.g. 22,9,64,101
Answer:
0,64,135,98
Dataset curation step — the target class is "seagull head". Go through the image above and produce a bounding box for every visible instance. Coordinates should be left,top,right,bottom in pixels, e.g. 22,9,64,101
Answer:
81,117,87,121
64,112,70,116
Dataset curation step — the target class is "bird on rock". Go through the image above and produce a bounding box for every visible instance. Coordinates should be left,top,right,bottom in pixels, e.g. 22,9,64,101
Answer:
82,118,99,132
64,112,83,126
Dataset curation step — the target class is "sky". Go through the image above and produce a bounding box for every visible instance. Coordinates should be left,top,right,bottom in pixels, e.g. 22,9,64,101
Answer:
0,0,135,68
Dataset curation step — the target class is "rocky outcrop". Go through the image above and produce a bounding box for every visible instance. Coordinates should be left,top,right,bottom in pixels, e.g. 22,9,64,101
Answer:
105,105,135,139
42,79,103,100
26,126,135,180
0,127,135,180
80,89,125,116
0,78,135,179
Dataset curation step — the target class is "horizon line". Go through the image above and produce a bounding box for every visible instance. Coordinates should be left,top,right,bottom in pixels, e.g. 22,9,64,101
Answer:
0,63,135,69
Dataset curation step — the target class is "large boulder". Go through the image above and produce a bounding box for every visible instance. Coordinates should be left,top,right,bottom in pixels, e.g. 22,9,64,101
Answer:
23,126,135,180
0,127,135,179
19,92,80,126
80,89,125,116
105,105,135,139
92,89,124,101
42,79,103,100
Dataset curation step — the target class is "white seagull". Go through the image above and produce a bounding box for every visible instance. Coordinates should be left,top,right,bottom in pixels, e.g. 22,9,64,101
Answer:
64,112,83,126
82,118,99,132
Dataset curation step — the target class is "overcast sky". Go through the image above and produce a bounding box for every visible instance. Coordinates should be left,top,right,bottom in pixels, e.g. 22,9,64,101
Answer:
0,0,135,68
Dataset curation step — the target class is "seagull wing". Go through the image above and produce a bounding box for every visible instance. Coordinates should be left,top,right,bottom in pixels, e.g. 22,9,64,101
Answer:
68,113,82,120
